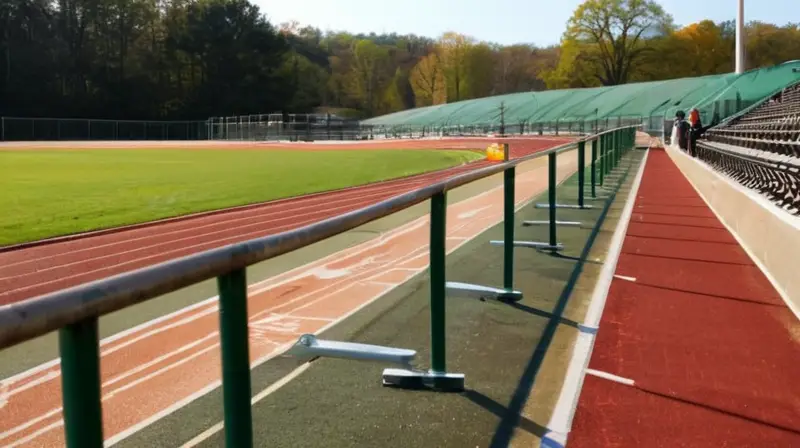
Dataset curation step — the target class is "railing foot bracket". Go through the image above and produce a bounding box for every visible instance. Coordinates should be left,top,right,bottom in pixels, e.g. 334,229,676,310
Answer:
287,334,416,367
522,220,582,227
382,368,465,392
446,281,523,303
490,240,564,251
534,203,594,210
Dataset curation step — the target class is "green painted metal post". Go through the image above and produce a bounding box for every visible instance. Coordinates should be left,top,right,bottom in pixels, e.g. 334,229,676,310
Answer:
612,131,617,171
59,318,104,448
614,131,619,170
577,140,585,208
217,268,254,448
631,128,634,150
630,128,635,151
503,168,515,290
430,192,447,373
590,139,597,198
548,152,557,247
599,135,605,186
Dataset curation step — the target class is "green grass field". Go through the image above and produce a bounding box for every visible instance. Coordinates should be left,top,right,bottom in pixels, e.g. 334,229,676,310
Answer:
0,148,482,246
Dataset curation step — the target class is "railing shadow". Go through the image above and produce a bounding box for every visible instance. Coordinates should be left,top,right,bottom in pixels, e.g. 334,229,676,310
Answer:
483,153,635,448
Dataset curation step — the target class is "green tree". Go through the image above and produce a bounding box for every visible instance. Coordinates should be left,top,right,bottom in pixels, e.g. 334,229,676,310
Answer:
561,0,673,85
409,52,445,106
464,43,495,98
437,32,472,102
349,39,390,115
746,22,800,69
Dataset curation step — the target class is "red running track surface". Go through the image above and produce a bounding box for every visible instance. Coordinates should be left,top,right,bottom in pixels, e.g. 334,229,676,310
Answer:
0,137,574,306
569,148,800,447
0,161,493,305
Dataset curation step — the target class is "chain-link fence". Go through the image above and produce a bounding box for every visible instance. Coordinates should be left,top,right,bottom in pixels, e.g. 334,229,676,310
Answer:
0,95,761,144
207,114,367,141
0,117,209,141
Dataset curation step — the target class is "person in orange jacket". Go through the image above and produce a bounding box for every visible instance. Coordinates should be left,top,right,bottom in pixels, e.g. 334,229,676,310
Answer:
688,108,703,157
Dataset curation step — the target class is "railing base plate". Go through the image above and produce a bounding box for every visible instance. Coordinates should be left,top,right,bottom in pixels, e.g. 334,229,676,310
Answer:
445,281,523,302
382,368,465,392
534,203,594,210
490,240,564,251
522,220,582,227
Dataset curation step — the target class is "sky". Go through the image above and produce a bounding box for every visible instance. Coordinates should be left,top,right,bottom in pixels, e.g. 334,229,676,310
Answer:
255,0,799,46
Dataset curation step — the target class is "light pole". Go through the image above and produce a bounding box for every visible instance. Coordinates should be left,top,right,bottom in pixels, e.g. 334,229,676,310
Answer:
735,0,745,73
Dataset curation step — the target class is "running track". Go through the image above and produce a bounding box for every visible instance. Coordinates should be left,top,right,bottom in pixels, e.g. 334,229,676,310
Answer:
0,137,572,306
0,137,575,447
569,148,800,447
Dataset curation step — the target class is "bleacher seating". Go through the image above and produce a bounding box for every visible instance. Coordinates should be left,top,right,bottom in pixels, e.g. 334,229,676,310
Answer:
704,81,800,158
698,81,800,214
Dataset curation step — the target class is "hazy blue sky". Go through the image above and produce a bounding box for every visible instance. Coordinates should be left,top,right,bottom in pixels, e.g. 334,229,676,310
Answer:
255,0,799,46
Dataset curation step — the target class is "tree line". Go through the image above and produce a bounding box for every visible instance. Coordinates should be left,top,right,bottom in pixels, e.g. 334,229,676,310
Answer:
2,0,798,121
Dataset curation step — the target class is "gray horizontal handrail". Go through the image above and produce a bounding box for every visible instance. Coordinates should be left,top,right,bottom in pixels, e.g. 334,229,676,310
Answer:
0,126,639,349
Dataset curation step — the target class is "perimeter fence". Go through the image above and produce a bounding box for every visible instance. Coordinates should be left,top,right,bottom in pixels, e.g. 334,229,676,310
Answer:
2,61,795,143
0,117,209,141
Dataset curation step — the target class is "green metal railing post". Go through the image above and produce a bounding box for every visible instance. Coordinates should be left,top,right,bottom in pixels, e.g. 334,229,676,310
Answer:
599,135,605,186
503,167,515,290
430,192,447,373
577,140,585,208
217,268,254,447
630,128,635,151
548,152,557,247
611,131,617,171
590,139,597,198
614,131,619,169
59,318,104,448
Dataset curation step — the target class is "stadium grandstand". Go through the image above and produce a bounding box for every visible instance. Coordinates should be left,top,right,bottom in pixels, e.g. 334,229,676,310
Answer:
362,61,800,141
697,77,800,214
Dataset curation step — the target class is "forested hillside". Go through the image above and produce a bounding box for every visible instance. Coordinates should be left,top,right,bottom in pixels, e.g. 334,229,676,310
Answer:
2,0,798,120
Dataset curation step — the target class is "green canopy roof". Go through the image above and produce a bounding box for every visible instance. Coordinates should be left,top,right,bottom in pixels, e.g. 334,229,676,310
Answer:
363,61,800,128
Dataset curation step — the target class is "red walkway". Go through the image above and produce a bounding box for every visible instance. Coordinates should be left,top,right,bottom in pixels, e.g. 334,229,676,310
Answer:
569,149,800,447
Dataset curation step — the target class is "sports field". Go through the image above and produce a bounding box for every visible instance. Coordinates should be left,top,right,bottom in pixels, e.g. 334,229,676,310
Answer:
0,147,482,245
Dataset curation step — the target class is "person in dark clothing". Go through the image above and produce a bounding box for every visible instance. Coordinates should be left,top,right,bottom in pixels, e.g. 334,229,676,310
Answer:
674,110,690,151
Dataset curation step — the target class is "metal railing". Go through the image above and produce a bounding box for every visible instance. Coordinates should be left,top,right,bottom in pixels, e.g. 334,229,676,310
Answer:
0,117,209,141
0,127,639,447
207,114,365,141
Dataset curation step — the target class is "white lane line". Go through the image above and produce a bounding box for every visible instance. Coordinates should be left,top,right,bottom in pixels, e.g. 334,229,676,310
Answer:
5,420,64,448
106,156,575,445
585,369,635,386
8,153,577,446
104,343,221,400
180,362,313,448
613,275,637,282
0,177,429,273
1,218,426,390
0,407,61,441
101,307,219,358
0,381,7,409
1,338,222,441
542,149,648,446
102,333,218,388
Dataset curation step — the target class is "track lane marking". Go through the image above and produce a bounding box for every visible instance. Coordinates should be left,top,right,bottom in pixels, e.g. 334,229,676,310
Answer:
2,149,579,446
